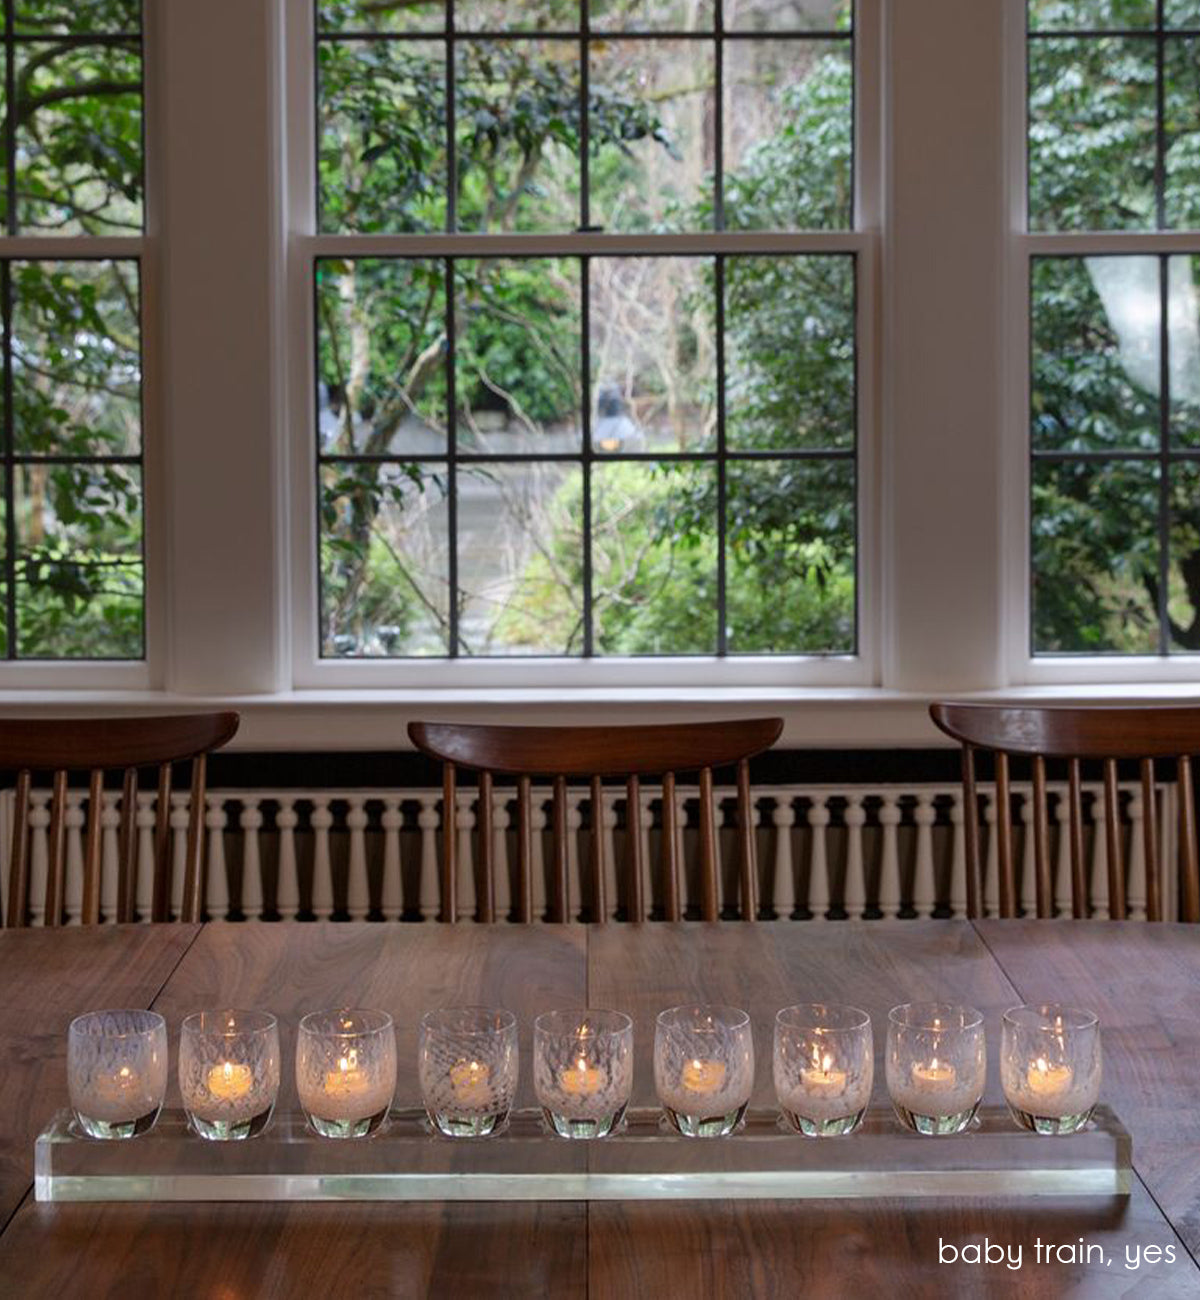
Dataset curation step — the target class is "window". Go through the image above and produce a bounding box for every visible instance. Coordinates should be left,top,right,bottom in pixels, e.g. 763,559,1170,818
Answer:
0,0,145,660
312,0,861,662
1026,0,1200,656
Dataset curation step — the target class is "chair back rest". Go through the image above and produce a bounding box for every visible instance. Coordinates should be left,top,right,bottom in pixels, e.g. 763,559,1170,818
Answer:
1,712,240,927
930,702,1200,922
408,718,784,923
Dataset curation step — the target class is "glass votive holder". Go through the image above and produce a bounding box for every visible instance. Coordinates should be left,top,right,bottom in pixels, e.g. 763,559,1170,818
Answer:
1001,1004,1101,1136
655,1004,754,1138
419,1007,519,1138
179,1009,280,1141
296,1008,396,1139
533,1009,633,1139
68,1009,168,1140
774,1003,873,1137
887,1002,985,1136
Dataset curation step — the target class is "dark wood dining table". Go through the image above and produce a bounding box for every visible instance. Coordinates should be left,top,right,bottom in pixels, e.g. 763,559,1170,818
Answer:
0,919,1197,1298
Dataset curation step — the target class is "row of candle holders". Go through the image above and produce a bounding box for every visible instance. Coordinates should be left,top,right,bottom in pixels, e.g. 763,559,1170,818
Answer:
65,1001,1101,1144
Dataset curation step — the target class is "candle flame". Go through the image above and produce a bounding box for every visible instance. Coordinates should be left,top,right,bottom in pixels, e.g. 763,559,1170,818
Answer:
338,1048,359,1074
118,1065,132,1080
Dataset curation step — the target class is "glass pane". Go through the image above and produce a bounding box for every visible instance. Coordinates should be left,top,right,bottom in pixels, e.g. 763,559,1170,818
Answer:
723,40,850,230
457,461,582,655
727,459,854,653
317,1,443,33
726,255,854,451
1165,0,1200,25
1028,1,1156,28
12,260,141,457
455,258,581,453
455,41,580,233
1028,37,1157,231
1032,458,1160,653
1031,256,1161,452
15,462,142,658
1169,254,1200,445
590,256,715,453
589,39,714,232
318,39,446,234
458,1,580,29
13,1,141,33
725,0,852,31
16,42,143,235
1165,37,1200,228
588,0,714,31
591,460,717,654
319,461,450,657
317,258,448,457
1170,462,1200,650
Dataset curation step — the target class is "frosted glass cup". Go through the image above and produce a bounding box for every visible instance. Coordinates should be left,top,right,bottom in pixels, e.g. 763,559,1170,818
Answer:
774,1004,873,1137
419,1007,519,1138
296,1009,396,1139
655,1004,754,1138
534,1009,634,1139
887,1002,986,1136
68,1009,168,1140
1002,1004,1101,1135
179,1010,280,1141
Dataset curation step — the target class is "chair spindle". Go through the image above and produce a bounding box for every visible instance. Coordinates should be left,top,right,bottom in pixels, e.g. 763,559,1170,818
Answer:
552,776,569,923
1067,758,1086,919
1031,755,1052,918
477,771,495,924
661,772,680,922
44,769,69,927
1102,758,1127,920
995,751,1015,918
516,776,534,923
590,775,606,925
698,766,718,922
736,759,757,922
116,767,138,923
152,762,172,922
1141,758,1161,922
441,764,457,923
1179,755,1199,923
625,775,644,923
961,746,980,920
82,768,104,925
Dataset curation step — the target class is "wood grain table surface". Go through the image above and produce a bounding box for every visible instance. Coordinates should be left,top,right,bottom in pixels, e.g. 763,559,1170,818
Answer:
0,920,1197,1299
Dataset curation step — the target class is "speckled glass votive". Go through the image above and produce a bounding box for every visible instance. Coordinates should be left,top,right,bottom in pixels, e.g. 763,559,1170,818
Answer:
179,1010,280,1141
419,1007,518,1138
774,1003,873,1137
887,1002,985,1136
296,1009,396,1139
655,1004,754,1138
68,1009,168,1140
534,1009,633,1139
1002,1004,1101,1135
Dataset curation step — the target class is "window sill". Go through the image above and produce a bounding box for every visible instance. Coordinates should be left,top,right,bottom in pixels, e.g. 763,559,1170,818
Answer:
1,683,1200,749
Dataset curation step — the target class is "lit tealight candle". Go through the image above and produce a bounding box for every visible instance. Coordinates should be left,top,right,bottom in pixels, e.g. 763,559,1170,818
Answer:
911,1058,957,1089
1026,1057,1073,1099
97,1064,141,1101
800,1048,848,1099
325,1049,368,1098
559,1055,604,1097
681,1058,727,1094
206,1060,253,1102
449,1059,492,1106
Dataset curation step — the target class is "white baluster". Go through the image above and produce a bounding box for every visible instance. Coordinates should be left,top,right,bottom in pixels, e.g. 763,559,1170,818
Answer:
63,793,85,925
770,795,797,920
1053,791,1073,918
417,794,439,921
380,798,403,920
983,797,999,918
807,796,831,921
1126,790,1147,921
493,793,512,922
948,796,967,919
100,793,120,923
28,791,50,926
205,795,229,921
531,795,548,921
310,797,335,920
240,798,265,921
566,792,584,923
878,794,902,919
136,792,156,921
843,795,866,919
1019,793,1036,917
913,793,937,918
275,797,300,920
1089,790,1109,921
346,797,370,921
455,793,476,922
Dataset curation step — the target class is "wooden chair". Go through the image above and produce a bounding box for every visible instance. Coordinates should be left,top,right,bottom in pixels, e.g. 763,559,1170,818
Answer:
408,718,784,923
1,712,240,928
930,702,1200,922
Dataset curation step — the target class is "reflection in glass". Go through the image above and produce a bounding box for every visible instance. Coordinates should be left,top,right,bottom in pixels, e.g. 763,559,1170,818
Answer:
1032,458,1160,653
590,257,715,453
723,40,852,231
13,0,141,35
320,462,450,657
316,0,442,32
455,258,581,454
589,39,714,232
316,258,448,457
318,40,446,235
725,0,851,34
589,0,714,30
726,255,854,450
1165,0,1200,25
459,0,579,29
1165,37,1200,229
1169,463,1200,651
1028,37,1157,231
1168,255,1200,445
1027,0,1156,28
1031,256,1160,452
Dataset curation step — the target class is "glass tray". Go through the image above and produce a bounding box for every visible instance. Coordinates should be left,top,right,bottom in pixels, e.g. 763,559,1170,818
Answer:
35,1104,1131,1203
